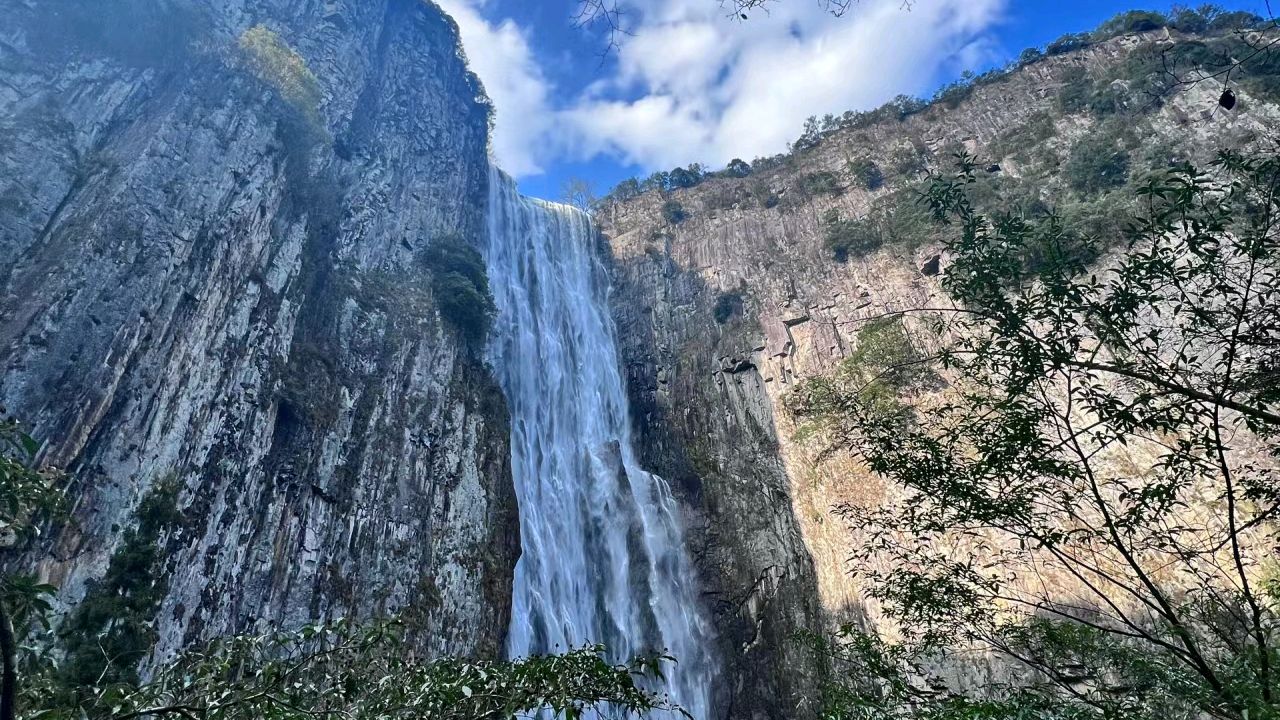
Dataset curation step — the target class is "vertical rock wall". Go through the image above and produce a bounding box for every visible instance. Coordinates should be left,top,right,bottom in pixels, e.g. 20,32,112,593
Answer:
600,30,1279,718
0,0,517,660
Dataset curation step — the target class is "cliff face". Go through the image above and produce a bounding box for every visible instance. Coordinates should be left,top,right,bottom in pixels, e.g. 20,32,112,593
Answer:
0,0,516,660
601,29,1280,716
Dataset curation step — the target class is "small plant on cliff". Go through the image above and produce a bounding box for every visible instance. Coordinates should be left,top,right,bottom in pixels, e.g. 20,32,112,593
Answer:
849,159,885,191
823,214,883,262
423,234,496,343
239,25,324,129
712,290,745,324
1065,129,1131,193
799,171,843,196
799,151,1280,720
661,199,688,224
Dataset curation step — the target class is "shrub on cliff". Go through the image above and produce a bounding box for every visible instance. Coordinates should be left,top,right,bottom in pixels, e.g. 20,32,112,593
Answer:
848,159,884,190
239,25,324,129
1065,130,1131,193
823,215,883,261
423,234,495,343
712,290,745,324
661,199,688,224
799,171,842,196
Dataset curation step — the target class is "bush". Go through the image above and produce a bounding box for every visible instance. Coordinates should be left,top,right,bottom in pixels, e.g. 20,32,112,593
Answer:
1056,67,1095,114
799,171,842,196
889,145,928,178
1065,131,1131,193
1017,47,1045,66
724,158,753,178
661,199,687,224
1045,32,1091,55
848,159,884,190
1057,67,1125,118
712,291,745,324
824,216,883,261
423,234,495,342
239,25,324,127
1095,10,1167,38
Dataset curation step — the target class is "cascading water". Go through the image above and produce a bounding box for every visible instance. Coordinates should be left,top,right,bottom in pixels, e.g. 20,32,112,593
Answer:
485,166,717,717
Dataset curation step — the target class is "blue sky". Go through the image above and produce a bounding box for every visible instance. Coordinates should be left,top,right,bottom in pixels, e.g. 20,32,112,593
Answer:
433,0,1270,201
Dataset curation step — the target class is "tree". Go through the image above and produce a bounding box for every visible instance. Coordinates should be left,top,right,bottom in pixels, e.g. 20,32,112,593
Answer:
61,620,676,720
1065,131,1130,193
560,177,597,211
0,418,60,720
793,152,1280,719
724,158,753,178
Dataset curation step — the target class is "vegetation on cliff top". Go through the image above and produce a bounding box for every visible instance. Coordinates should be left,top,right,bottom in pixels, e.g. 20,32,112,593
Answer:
597,4,1274,209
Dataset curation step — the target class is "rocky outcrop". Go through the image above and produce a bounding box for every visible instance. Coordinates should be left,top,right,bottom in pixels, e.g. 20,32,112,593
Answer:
0,0,516,660
600,29,1279,717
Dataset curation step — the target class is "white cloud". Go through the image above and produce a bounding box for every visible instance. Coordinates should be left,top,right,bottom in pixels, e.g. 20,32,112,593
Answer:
566,0,1007,169
432,0,555,176
436,0,1006,178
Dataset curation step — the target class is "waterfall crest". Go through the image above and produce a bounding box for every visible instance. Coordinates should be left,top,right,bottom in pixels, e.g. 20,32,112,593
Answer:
484,167,716,717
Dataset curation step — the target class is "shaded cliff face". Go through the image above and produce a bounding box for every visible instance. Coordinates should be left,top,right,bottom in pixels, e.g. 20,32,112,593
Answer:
601,29,1279,717
0,0,516,660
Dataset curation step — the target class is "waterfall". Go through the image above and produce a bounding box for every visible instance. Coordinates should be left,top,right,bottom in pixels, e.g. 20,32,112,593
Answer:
484,167,716,717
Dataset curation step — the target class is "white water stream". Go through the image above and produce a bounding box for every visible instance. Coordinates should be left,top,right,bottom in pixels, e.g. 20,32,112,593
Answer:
484,167,716,717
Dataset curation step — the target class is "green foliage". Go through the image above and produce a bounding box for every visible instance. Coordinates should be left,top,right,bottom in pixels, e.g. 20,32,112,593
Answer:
1095,9,1168,37
1045,32,1091,56
933,72,976,108
661,199,688,224
0,419,60,549
1055,67,1124,117
848,159,884,191
1065,130,1131,193
239,25,324,129
596,8,1273,207
823,214,883,262
37,618,676,720
800,317,933,419
988,111,1057,163
59,476,186,693
423,234,495,343
800,171,843,196
712,290,744,324
724,158,753,178
889,144,928,179
0,419,62,720
803,152,1280,720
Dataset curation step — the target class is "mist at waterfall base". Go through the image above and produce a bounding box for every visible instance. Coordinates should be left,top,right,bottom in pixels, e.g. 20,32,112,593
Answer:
485,167,718,717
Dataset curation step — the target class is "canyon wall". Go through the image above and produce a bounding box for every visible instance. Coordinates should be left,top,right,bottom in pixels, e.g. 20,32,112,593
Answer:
601,29,1280,716
0,0,516,661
